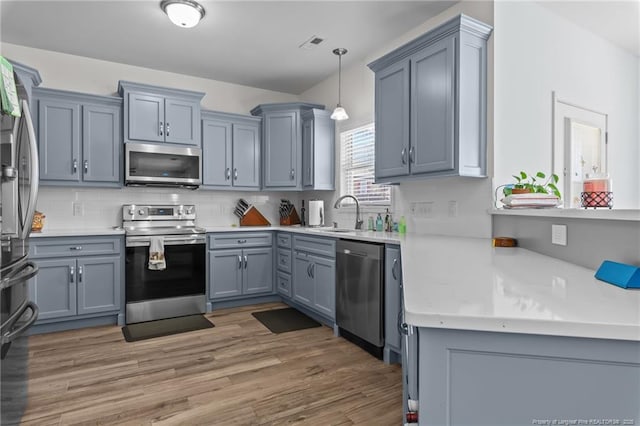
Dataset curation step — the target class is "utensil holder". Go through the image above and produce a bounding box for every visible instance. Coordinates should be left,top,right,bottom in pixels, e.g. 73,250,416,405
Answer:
280,208,301,226
240,206,271,226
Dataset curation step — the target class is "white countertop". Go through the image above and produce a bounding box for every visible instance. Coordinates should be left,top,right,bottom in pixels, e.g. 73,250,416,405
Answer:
32,225,639,341
491,208,640,221
29,227,125,238
400,234,640,341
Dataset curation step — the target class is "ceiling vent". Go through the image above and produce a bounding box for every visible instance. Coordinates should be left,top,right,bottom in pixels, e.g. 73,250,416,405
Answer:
299,35,325,50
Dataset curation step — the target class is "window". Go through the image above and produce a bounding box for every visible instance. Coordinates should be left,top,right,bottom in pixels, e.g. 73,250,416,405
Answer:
340,123,391,205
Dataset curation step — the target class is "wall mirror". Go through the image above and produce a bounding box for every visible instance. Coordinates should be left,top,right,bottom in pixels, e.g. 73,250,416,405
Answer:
494,1,639,209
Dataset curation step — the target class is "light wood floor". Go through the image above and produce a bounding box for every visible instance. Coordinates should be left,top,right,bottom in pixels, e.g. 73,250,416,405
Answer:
21,303,402,425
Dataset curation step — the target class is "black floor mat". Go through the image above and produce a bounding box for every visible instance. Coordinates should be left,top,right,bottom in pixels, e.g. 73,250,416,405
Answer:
252,307,321,334
122,315,214,342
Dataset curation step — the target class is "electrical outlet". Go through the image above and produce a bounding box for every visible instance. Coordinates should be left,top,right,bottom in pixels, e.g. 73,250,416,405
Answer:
72,202,84,217
447,200,458,218
413,202,434,218
551,224,567,246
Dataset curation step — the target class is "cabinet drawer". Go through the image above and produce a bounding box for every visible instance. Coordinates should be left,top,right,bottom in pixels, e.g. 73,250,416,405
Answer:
30,236,122,258
276,232,291,249
208,232,273,249
277,248,292,273
276,271,291,298
293,235,336,258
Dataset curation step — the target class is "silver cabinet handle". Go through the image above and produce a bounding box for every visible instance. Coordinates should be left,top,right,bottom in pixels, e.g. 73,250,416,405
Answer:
84,160,88,174
78,266,83,283
290,169,295,180
401,148,407,165
397,311,405,336
238,255,242,269
69,246,83,251
306,263,311,277
73,159,78,174
225,168,231,180
166,122,170,137
243,255,248,269
234,169,238,180
392,258,398,280
409,146,415,164
237,239,247,244
310,263,315,278
159,122,163,136
70,266,75,283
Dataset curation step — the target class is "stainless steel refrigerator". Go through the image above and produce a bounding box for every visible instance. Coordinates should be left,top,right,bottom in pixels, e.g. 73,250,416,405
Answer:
1,59,40,425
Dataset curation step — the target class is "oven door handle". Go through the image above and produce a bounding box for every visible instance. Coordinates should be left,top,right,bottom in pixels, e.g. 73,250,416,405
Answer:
126,235,206,247
1,301,39,345
0,261,39,291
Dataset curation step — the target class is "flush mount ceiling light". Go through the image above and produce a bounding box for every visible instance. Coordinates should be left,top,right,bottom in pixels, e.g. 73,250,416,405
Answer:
330,48,349,121
160,0,205,28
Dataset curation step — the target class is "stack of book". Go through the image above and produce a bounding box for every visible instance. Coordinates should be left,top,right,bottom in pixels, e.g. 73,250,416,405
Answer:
501,193,560,209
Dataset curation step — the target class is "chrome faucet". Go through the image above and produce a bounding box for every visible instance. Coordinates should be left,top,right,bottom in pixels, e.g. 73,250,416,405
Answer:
333,195,363,230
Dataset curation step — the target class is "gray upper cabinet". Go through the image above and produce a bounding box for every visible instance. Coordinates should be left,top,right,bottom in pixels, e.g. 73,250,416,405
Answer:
302,109,335,190
33,88,122,187
250,102,326,191
118,81,204,147
201,111,261,190
368,14,492,183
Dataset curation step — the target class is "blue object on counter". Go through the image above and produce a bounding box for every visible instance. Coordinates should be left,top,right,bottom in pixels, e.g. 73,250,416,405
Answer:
595,260,640,289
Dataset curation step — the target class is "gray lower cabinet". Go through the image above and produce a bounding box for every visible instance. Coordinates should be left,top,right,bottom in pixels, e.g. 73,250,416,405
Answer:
207,233,273,301
28,236,123,324
276,232,293,299
384,245,402,358
201,111,261,190
292,235,336,320
33,88,122,186
118,81,205,146
368,14,492,183
250,102,327,191
301,109,335,190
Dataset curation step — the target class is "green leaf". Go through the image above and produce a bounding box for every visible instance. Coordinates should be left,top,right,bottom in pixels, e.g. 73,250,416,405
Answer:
552,174,559,184
512,174,521,183
536,172,546,179
520,171,527,180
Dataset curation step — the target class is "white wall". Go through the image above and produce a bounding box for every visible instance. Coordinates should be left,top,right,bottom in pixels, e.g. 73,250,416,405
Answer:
0,43,297,114
300,1,495,237
494,1,639,209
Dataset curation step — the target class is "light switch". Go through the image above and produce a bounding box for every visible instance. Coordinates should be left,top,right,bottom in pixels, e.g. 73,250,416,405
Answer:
551,224,567,246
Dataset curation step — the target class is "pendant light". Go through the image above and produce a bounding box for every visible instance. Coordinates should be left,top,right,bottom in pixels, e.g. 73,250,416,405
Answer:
160,0,205,28
330,48,349,121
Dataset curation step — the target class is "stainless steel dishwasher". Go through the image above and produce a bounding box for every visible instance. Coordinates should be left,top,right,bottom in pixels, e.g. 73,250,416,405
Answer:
336,239,384,359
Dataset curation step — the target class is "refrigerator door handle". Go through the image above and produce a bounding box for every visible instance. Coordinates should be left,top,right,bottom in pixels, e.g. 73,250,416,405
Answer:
0,261,39,291
0,301,39,345
19,100,40,240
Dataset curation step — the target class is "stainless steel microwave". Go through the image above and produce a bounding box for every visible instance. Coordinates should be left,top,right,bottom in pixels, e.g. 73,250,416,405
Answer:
125,143,202,189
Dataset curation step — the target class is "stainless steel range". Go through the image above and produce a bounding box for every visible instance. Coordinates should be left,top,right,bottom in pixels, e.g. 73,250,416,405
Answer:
123,204,206,324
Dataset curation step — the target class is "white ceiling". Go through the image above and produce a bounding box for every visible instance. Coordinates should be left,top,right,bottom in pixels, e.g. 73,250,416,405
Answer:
539,1,640,57
0,0,457,94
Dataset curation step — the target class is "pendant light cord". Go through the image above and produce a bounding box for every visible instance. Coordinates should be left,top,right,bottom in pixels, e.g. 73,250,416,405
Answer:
338,53,342,106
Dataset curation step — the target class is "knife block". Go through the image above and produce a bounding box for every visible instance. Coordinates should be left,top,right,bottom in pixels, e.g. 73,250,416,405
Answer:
280,208,301,226
240,206,271,226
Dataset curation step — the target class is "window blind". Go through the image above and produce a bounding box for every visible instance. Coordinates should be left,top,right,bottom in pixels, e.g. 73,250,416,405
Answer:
340,123,391,205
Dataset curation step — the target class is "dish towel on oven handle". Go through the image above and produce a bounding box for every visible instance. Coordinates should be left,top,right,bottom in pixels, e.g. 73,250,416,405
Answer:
148,236,166,270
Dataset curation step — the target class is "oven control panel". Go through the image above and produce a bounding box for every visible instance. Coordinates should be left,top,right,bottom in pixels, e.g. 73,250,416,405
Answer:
122,204,196,221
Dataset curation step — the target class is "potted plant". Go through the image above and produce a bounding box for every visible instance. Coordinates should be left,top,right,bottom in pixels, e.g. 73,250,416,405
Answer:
503,171,561,198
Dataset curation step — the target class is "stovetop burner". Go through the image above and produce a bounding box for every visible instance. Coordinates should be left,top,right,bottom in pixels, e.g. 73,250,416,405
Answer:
121,204,205,236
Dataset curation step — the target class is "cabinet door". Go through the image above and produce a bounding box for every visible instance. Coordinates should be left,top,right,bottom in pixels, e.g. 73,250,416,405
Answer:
164,97,200,146
375,60,410,180
232,123,260,189
128,93,165,143
202,119,232,187
302,118,314,188
29,258,77,320
76,256,121,315
410,36,455,175
263,111,298,188
385,246,402,353
242,247,273,295
38,99,81,182
292,252,313,308
82,104,121,183
310,255,336,320
309,256,336,319
208,249,242,299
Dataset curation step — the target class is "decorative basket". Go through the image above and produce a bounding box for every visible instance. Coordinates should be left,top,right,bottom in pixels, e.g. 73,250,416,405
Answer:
31,211,45,232
580,192,613,209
